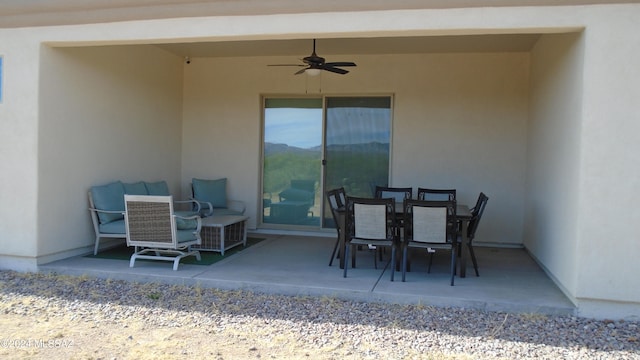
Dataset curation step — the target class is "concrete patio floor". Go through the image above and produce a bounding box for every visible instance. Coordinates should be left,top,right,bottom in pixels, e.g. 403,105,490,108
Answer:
40,234,576,316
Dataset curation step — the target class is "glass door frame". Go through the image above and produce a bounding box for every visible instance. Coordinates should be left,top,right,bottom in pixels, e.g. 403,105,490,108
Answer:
259,93,394,231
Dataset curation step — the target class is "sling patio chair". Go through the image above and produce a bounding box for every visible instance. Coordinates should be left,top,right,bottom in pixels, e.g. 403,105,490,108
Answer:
374,185,413,230
344,196,400,280
460,192,489,276
124,195,202,271
374,185,413,202
402,199,458,285
326,187,347,266
417,188,457,201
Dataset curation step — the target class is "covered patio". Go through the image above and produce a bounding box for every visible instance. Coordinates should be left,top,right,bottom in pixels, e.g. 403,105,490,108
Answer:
40,234,575,316
2,1,639,320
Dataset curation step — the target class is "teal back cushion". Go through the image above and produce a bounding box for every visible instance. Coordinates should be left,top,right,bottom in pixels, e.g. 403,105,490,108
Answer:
145,181,170,196
192,178,227,208
90,181,125,224
123,181,148,195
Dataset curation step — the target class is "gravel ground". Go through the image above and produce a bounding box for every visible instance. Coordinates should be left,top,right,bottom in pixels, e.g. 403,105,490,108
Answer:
1,270,639,359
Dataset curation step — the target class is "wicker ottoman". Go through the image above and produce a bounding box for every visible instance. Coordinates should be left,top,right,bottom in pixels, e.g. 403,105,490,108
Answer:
194,215,249,255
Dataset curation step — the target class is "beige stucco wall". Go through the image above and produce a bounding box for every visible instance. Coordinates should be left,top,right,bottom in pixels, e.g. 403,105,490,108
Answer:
0,34,41,270
0,40,184,269
573,8,640,317
1,4,639,317
36,44,185,262
527,32,584,306
527,7,640,318
181,52,528,245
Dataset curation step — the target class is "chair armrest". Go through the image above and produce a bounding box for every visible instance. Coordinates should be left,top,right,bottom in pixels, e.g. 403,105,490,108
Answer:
227,199,246,215
88,207,125,226
89,207,125,215
191,198,214,217
190,198,245,216
175,199,201,213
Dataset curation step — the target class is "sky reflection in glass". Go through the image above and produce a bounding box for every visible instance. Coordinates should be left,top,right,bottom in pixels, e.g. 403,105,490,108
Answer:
264,108,322,149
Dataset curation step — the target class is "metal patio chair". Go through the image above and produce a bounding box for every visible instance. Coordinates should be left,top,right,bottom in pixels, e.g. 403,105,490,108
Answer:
326,187,347,266
402,199,458,285
344,196,399,280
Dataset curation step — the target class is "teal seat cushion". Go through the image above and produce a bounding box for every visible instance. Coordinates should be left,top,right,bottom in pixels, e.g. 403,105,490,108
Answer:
175,210,199,217
192,178,227,208
175,216,199,230
123,181,148,195
98,219,125,234
176,229,199,243
145,181,170,196
91,181,125,224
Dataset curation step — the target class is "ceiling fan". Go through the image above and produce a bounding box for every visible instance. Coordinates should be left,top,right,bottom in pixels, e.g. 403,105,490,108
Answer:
269,39,356,75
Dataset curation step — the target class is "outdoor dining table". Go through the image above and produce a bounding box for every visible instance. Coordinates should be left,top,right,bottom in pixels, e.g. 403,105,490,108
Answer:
337,202,473,278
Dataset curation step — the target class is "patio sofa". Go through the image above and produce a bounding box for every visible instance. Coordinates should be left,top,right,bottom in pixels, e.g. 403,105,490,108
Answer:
88,180,200,255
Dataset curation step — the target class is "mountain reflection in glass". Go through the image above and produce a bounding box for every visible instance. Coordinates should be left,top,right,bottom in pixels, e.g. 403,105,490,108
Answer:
263,98,322,227
262,97,391,229
325,97,391,197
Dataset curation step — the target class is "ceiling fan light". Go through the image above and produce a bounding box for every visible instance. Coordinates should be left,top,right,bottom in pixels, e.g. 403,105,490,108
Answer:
305,68,321,76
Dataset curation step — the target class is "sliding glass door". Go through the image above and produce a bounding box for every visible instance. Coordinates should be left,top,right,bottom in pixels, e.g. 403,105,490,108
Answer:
263,98,323,227
262,96,392,229
322,97,392,227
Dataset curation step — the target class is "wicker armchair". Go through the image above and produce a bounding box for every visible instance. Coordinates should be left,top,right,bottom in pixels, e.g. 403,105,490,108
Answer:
124,195,202,271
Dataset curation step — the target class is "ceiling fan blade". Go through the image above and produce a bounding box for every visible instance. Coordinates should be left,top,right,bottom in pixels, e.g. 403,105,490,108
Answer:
294,67,308,75
268,64,306,67
325,62,356,67
322,66,349,75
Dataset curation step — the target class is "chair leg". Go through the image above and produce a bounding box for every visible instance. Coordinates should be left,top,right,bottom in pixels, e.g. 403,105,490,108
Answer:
343,245,350,278
405,249,411,272
468,243,480,276
401,246,408,282
351,244,357,269
390,245,396,281
328,235,340,266
374,250,378,269
94,237,100,256
427,251,434,273
450,246,457,286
